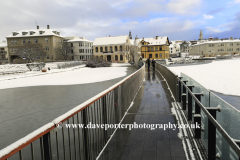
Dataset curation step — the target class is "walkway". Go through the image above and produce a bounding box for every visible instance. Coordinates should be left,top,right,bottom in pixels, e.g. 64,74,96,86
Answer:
99,67,186,160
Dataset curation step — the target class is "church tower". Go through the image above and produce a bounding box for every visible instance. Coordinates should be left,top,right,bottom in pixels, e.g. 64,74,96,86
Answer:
129,30,132,39
199,30,203,40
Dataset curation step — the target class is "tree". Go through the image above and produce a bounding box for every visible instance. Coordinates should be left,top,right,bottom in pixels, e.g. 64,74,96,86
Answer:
16,42,47,63
58,42,74,60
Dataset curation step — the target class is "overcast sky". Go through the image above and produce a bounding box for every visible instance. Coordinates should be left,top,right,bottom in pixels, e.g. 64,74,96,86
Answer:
1,0,240,42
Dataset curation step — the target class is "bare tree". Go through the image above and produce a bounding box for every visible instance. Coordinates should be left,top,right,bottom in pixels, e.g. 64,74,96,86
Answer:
58,42,74,60
16,43,47,63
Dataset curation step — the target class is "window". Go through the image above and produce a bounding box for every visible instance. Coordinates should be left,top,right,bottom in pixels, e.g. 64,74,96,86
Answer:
105,46,108,52
236,48,240,51
22,39,25,44
149,54,152,58
227,48,233,51
14,48,16,52
115,46,118,51
110,46,112,51
46,46,49,52
151,47,153,51
27,39,30,43
11,40,13,44
120,46,122,51
160,53,162,58
47,55,50,59
155,47,158,51
171,48,172,50
155,54,158,58
11,48,13,52
14,40,17,44
209,44,215,47
142,42,144,45
59,40,62,43
148,47,150,51
100,47,103,52
120,55,123,61
160,47,162,51
218,43,224,47
55,38,56,43
237,43,240,46
34,39,38,43
96,47,98,52
45,38,48,43
227,43,233,46
115,55,118,61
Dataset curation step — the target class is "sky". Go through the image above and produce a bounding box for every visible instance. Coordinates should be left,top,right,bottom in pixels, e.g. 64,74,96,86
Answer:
1,0,240,42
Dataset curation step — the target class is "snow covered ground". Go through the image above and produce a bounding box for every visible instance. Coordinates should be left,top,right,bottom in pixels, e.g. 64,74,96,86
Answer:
0,66,128,90
168,59,240,96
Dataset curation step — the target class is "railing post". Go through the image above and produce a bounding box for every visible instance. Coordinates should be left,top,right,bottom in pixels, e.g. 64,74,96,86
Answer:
206,107,219,160
181,80,188,110
82,108,89,160
182,94,186,110
187,85,194,121
43,132,52,160
194,93,203,139
178,77,182,102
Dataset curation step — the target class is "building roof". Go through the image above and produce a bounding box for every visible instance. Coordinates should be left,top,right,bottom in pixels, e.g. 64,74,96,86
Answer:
139,36,169,46
93,35,129,46
191,39,240,47
169,41,181,48
6,28,62,38
68,38,93,43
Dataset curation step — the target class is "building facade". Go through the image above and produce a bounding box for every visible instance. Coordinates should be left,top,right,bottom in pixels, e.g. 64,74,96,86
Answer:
93,35,131,63
6,25,63,63
140,36,170,59
169,41,182,56
189,38,240,57
0,41,8,61
67,37,93,61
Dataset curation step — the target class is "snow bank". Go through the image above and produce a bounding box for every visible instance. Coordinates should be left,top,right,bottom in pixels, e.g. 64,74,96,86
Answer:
0,67,128,90
111,63,132,67
168,59,240,96
0,61,84,74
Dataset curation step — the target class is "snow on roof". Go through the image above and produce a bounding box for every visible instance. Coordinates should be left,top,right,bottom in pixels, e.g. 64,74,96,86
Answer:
93,35,129,46
169,41,181,48
0,43,7,47
68,38,93,43
191,39,240,47
6,28,62,38
139,36,168,45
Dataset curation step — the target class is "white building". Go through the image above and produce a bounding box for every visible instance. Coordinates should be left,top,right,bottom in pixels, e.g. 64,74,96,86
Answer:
67,37,93,61
93,35,131,63
169,41,182,56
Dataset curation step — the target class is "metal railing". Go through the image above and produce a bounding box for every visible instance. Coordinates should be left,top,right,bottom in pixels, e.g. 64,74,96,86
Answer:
0,64,145,160
155,63,178,100
155,62,240,160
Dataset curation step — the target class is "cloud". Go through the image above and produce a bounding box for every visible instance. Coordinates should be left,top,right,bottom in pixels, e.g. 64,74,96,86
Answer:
0,0,203,42
166,0,202,15
234,0,240,3
203,14,214,20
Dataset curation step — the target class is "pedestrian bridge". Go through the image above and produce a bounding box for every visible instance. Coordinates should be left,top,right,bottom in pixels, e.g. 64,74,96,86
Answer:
1,63,240,160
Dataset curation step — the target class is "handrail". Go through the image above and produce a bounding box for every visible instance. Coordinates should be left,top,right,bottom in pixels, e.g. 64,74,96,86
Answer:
0,63,145,159
178,77,240,156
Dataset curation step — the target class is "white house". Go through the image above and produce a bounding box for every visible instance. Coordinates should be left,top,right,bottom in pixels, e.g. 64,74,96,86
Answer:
67,37,93,61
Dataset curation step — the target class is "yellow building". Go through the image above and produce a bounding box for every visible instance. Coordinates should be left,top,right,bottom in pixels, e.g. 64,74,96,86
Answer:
140,36,170,59
6,25,63,63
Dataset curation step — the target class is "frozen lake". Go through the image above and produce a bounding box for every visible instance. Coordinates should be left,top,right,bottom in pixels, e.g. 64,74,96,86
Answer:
0,66,137,150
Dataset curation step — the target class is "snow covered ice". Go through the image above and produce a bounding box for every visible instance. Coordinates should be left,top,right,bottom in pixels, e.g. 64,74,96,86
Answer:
0,66,128,90
168,58,240,96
